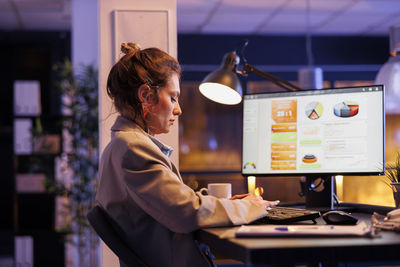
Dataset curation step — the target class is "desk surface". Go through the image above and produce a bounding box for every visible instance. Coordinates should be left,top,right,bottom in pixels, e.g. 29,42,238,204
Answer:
196,204,400,265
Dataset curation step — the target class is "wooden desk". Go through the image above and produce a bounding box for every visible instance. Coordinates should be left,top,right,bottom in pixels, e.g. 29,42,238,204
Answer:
196,205,400,266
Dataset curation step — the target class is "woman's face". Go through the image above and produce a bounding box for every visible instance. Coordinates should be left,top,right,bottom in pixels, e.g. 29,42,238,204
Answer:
147,73,182,135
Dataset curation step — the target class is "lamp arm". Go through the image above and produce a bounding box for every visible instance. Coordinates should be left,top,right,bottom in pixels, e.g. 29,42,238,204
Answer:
242,63,303,92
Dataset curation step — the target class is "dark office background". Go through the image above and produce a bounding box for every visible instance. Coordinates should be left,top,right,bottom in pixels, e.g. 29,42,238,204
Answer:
0,31,390,265
0,31,70,266
178,34,388,81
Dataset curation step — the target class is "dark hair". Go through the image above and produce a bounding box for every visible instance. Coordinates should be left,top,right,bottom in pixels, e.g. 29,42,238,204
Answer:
106,42,181,122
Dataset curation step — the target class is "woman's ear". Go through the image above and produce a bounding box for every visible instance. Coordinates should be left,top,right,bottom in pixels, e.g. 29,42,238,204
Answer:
138,84,158,105
138,84,150,103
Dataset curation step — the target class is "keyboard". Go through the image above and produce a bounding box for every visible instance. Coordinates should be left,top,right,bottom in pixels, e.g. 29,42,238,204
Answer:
251,206,321,224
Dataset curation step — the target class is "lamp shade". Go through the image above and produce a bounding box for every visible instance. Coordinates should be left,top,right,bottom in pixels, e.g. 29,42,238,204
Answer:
199,52,243,105
375,25,400,114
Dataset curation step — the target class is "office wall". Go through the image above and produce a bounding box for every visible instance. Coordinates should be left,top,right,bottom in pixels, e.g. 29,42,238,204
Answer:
0,30,70,266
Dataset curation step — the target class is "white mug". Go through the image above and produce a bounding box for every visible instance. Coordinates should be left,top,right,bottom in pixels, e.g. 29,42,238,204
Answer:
200,183,232,199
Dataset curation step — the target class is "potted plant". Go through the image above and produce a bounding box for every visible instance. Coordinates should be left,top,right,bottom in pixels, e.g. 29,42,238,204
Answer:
385,152,400,208
48,59,99,267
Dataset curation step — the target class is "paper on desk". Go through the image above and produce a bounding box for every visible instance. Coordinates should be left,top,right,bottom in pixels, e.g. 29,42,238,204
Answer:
236,221,371,237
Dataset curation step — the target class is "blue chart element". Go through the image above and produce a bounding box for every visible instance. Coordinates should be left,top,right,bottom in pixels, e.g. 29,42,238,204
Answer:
333,101,359,117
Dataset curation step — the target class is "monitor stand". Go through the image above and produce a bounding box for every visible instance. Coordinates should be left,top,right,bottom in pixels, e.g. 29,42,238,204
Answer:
305,175,335,211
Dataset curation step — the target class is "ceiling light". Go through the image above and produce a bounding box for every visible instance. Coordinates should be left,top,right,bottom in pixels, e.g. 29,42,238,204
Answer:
297,0,323,90
375,25,400,114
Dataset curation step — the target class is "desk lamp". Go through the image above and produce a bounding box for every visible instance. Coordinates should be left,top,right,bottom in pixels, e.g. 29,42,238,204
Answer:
199,40,303,105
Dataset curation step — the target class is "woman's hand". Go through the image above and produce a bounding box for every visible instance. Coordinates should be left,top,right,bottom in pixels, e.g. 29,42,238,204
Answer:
229,194,249,200
243,194,280,209
230,194,279,209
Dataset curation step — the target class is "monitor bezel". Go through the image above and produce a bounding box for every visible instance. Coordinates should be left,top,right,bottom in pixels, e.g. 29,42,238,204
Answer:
241,84,386,177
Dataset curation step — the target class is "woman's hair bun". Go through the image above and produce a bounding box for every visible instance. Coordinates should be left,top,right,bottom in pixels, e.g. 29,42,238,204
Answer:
121,42,141,55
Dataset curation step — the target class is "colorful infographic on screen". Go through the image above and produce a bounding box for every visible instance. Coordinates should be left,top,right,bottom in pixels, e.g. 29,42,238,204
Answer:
242,86,384,175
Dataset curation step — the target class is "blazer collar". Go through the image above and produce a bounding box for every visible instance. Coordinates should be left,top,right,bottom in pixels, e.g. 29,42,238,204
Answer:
111,116,173,157
111,116,145,133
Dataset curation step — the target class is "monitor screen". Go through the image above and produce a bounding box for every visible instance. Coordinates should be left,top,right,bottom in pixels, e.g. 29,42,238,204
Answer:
242,85,385,176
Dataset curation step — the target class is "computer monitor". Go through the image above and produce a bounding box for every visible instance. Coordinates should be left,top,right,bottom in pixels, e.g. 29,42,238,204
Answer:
242,85,385,208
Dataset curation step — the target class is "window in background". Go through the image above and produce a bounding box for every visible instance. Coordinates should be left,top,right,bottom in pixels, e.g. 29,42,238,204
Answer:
179,81,242,172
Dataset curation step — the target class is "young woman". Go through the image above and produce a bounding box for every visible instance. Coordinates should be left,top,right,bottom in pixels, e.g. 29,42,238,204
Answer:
96,43,279,267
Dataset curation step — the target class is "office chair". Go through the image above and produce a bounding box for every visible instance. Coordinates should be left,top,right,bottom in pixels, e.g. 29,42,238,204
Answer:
87,205,149,267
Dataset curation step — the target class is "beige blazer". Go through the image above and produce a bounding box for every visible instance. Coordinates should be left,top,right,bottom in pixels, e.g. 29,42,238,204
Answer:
96,116,267,267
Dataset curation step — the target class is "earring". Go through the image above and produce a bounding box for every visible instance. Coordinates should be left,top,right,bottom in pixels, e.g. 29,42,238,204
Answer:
142,103,150,117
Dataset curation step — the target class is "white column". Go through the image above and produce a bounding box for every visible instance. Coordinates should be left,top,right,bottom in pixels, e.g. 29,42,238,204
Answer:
72,0,99,67
70,1,100,267
98,1,178,266
72,0,178,266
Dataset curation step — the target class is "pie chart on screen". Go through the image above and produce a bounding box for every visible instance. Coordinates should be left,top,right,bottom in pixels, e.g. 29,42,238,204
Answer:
302,154,317,163
305,101,323,120
333,101,359,117
243,162,256,169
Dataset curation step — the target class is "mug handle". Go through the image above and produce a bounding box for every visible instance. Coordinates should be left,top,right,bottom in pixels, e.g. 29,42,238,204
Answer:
199,188,208,195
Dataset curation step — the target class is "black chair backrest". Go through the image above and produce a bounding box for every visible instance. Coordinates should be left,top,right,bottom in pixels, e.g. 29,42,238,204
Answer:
87,205,148,267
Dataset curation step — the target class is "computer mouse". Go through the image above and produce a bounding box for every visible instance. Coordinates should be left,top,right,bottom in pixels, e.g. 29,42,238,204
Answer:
322,210,358,225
